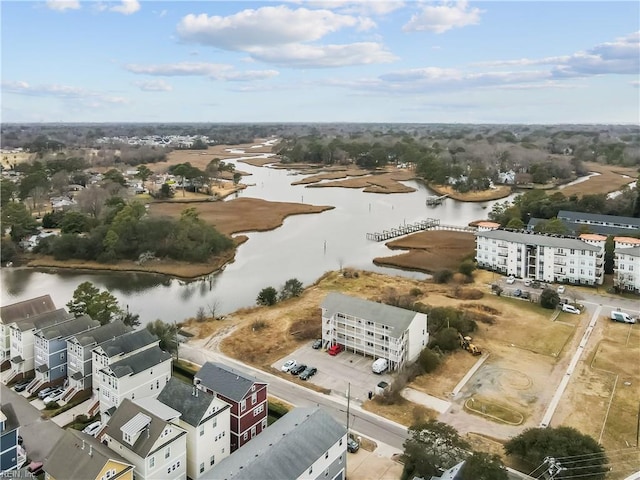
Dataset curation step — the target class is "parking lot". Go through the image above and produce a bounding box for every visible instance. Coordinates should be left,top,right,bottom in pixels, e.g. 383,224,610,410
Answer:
271,340,394,403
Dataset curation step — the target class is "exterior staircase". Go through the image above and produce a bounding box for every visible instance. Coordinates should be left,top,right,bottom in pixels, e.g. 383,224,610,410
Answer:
26,378,44,395
86,395,100,417
61,386,77,403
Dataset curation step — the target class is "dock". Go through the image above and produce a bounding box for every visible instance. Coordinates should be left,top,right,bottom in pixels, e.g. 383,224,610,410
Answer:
426,194,449,206
366,219,440,241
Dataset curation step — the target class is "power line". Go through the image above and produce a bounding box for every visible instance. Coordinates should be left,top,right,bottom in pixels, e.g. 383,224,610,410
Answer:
555,447,637,461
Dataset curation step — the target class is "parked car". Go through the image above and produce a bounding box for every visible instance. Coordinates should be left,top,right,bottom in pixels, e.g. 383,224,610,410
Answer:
37,386,57,399
312,339,323,349
299,367,317,380
562,304,580,314
520,291,530,300
347,437,360,453
524,279,531,287
506,275,515,284
290,364,307,376
13,378,32,393
281,359,297,372
82,421,102,437
43,388,65,404
557,285,566,294
513,288,522,297
327,344,344,356
27,461,43,476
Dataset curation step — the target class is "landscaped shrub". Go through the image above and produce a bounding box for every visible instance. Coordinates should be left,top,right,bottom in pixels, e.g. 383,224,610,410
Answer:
418,348,441,373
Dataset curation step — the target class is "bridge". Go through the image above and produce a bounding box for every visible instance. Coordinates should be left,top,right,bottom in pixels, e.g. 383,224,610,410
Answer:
426,194,449,206
366,219,440,241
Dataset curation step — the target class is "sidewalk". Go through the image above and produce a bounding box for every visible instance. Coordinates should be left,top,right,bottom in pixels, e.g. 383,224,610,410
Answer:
50,400,90,427
401,388,451,413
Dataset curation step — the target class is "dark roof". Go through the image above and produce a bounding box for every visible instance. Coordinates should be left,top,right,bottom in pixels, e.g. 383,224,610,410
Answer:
558,210,640,228
45,429,133,480
38,314,100,340
204,408,346,480
157,378,229,427
13,308,72,332
71,320,132,347
1,403,19,431
476,229,601,250
104,346,171,378
528,216,638,236
618,245,640,258
97,329,157,358
195,362,265,403
1,295,56,324
104,399,185,458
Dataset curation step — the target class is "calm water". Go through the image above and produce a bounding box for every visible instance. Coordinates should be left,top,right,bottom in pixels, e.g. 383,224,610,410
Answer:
0,149,517,323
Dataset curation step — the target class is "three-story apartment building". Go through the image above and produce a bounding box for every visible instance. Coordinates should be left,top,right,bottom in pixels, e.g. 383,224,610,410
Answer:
194,362,267,452
613,236,640,293
1,404,25,473
321,292,428,371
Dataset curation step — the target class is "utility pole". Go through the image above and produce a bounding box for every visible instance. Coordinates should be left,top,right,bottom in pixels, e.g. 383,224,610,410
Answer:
346,382,351,432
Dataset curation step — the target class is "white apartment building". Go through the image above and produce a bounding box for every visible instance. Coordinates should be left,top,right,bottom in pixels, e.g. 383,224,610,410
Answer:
475,229,605,285
614,237,640,294
321,292,428,371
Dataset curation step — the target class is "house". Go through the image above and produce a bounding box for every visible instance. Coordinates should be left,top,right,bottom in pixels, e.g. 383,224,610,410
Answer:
32,315,101,394
102,399,187,480
613,237,640,294
19,231,59,252
7,308,73,385
0,295,56,370
429,461,465,480
44,429,134,480
475,228,605,285
203,407,347,480
98,345,172,418
321,292,428,371
66,320,131,394
194,362,268,452
157,378,231,479
1,403,26,473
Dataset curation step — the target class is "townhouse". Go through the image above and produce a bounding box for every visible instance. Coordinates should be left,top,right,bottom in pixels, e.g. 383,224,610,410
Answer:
321,292,428,371
157,378,231,479
8,308,72,383
613,236,640,294
475,228,606,285
0,295,56,370
527,210,640,236
1,403,26,473
204,407,347,480
102,399,187,480
44,429,134,480
32,315,100,394
194,362,267,452
66,320,131,395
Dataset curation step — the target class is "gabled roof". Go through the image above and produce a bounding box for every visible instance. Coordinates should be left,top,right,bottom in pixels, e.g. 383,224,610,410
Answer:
70,320,132,347
321,292,420,338
1,295,56,324
157,378,229,427
203,408,346,480
195,362,265,403
12,308,72,332
96,329,157,358
104,398,186,459
37,314,100,341
45,429,133,480
558,210,640,228
103,346,171,378
0,403,19,432
476,229,601,251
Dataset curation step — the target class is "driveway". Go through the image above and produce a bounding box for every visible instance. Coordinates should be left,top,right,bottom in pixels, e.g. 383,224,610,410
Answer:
271,340,394,402
1,383,65,462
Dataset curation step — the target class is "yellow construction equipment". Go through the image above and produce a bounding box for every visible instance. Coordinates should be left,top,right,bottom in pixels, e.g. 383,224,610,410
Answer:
458,332,482,356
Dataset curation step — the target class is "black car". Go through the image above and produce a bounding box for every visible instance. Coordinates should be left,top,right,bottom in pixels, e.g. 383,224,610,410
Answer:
312,339,322,349
13,378,32,392
290,364,307,376
299,367,317,380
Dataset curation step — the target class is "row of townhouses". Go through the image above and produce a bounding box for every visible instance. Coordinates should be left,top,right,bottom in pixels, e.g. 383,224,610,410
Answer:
475,222,640,292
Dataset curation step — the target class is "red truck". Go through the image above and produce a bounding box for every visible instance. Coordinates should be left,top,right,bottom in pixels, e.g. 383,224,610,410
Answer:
327,344,344,356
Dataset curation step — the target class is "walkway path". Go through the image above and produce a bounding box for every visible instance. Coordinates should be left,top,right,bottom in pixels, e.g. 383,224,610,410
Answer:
401,388,451,413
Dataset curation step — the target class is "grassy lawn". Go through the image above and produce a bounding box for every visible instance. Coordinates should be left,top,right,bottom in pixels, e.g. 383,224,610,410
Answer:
464,396,525,425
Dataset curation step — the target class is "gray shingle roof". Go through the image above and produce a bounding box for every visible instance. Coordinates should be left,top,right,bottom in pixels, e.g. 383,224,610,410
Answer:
1,403,19,431
104,398,185,458
104,346,171,378
617,246,640,258
558,210,640,229
13,308,72,332
157,378,229,427
203,407,346,480
321,292,419,338
72,320,132,347
1,295,56,324
44,429,133,480
194,362,264,403
476,229,601,251
38,314,100,340
527,217,637,236
98,329,157,358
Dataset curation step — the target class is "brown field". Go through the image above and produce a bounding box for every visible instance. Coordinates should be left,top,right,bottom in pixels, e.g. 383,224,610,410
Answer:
551,162,639,197
427,184,512,202
291,168,370,185
374,231,476,273
305,170,417,194
362,398,438,427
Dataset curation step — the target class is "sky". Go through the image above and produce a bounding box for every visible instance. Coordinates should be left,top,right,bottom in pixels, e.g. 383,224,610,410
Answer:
1,0,639,124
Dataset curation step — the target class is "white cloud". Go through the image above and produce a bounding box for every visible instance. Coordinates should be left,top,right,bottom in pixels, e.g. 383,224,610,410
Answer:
403,1,483,34
300,1,405,16
220,70,280,82
135,80,173,92
632,80,640,88
98,0,140,15
2,80,129,105
250,42,396,68
45,0,80,11
124,62,279,81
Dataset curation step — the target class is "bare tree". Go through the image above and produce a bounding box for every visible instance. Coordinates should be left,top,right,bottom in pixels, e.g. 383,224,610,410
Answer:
208,299,221,320
29,186,48,216
51,171,70,196
76,185,109,218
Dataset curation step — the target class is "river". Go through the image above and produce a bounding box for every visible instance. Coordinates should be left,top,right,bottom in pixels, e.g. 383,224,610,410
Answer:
0,146,518,323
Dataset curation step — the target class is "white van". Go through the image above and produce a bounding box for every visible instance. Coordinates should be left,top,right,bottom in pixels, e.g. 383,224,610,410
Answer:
372,358,388,374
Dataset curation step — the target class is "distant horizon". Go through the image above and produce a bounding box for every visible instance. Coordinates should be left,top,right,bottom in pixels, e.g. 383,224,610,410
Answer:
2,1,638,124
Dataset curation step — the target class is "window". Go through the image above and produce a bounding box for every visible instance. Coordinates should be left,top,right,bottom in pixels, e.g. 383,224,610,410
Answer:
253,404,264,416
210,455,215,466
156,379,159,389
339,438,343,446
309,467,313,475
149,457,155,468
251,392,257,405
241,400,246,412
200,463,205,473
243,432,248,441
165,446,170,459
200,425,205,436
212,417,217,428
325,451,329,459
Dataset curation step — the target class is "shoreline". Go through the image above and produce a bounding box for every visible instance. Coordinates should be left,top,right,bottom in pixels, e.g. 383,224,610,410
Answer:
425,183,513,202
